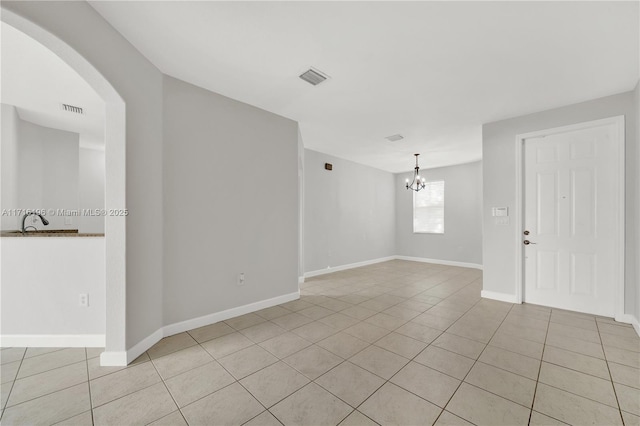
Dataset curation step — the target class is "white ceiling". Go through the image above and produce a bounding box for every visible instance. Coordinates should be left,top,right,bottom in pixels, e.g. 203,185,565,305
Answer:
1,22,105,149
90,1,639,172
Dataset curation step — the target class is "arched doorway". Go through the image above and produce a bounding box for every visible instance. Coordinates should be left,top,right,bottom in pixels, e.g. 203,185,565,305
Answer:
1,8,127,365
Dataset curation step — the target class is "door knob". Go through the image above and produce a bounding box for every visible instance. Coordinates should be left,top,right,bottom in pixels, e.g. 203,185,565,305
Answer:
523,240,536,245
523,230,530,235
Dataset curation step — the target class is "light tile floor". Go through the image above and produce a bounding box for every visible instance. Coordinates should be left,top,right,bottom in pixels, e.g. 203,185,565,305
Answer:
1,260,639,425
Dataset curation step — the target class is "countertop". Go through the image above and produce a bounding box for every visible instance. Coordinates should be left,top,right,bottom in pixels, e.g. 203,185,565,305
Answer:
1,229,105,237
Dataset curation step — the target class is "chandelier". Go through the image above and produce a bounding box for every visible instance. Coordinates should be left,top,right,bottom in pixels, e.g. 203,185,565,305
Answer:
405,153,425,192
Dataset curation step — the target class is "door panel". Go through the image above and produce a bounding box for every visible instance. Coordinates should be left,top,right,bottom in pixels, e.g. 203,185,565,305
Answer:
537,172,559,235
570,252,595,296
523,123,619,317
571,169,595,236
536,250,558,290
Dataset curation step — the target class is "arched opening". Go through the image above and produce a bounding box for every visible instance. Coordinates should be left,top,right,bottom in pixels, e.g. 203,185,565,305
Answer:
1,8,127,365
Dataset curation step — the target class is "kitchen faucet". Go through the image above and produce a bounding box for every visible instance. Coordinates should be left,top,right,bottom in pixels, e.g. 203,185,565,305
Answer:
21,212,50,234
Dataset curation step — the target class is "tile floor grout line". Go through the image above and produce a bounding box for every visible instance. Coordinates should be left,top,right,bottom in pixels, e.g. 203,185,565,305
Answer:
3,377,91,412
347,340,438,421
146,354,191,426
172,379,238,419
84,349,96,426
242,410,285,426
594,316,627,426
531,308,624,425
1,356,94,413
302,272,464,412
530,374,627,415
311,345,401,403
45,356,95,426
0,347,27,420
438,300,522,424
450,343,544,383
351,279,484,425
596,337,640,355
258,335,314,359
9,262,637,425
201,312,352,379
526,305,552,425
90,379,163,411
147,342,198,364
183,335,279,424
110,307,598,425
542,340,608,361
85,352,150,383
9,351,87,381
13,356,90,381
266,380,353,425
21,347,66,361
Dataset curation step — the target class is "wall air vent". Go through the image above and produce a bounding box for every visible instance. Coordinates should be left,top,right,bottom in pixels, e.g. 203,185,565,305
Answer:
299,68,329,86
385,134,404,142
61,104,84,115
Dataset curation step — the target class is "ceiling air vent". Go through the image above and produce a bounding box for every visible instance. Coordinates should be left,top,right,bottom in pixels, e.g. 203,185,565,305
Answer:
299,68,329,86
385,134,404,142
61,104,84,115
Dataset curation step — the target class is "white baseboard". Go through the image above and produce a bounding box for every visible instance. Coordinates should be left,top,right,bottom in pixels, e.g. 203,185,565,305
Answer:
395,255,483,270
305,256,396,278
481,290,519,304
614,313,635,324
304,255,482,279
0,334,105,348
162,291,300,337
123,291,300,366
126,327,164,364
298,276,305,284
100,351,128,366
615,314,640,337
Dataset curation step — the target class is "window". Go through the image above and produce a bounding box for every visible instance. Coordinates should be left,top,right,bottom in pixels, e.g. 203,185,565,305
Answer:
413,180,444,233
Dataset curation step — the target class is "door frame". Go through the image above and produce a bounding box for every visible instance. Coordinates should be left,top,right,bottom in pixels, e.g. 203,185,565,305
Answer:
514,115,625,320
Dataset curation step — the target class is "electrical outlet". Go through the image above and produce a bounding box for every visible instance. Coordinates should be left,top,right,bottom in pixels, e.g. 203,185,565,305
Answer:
237,273,245,286
79,293,89,307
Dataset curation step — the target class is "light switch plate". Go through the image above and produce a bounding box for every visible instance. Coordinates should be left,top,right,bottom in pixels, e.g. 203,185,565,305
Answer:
492,207,509,217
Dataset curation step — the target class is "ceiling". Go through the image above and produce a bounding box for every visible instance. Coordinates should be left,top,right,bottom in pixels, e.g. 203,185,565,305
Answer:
1,22,105,149
89,1,639,172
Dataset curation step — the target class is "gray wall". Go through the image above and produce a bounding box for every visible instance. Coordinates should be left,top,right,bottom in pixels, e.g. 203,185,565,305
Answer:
4,2,302,353
2,113,83,231
304,149,395,273
4,1,165,348
395,161,483,265
1,104,19,230
636,81,640,323
482,91,637,317
162,76,299,325
298,129,305,279
18,120,79,231
78,147,105,233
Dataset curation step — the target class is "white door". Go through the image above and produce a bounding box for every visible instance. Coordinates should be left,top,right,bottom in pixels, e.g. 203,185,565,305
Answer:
523,119,623,317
